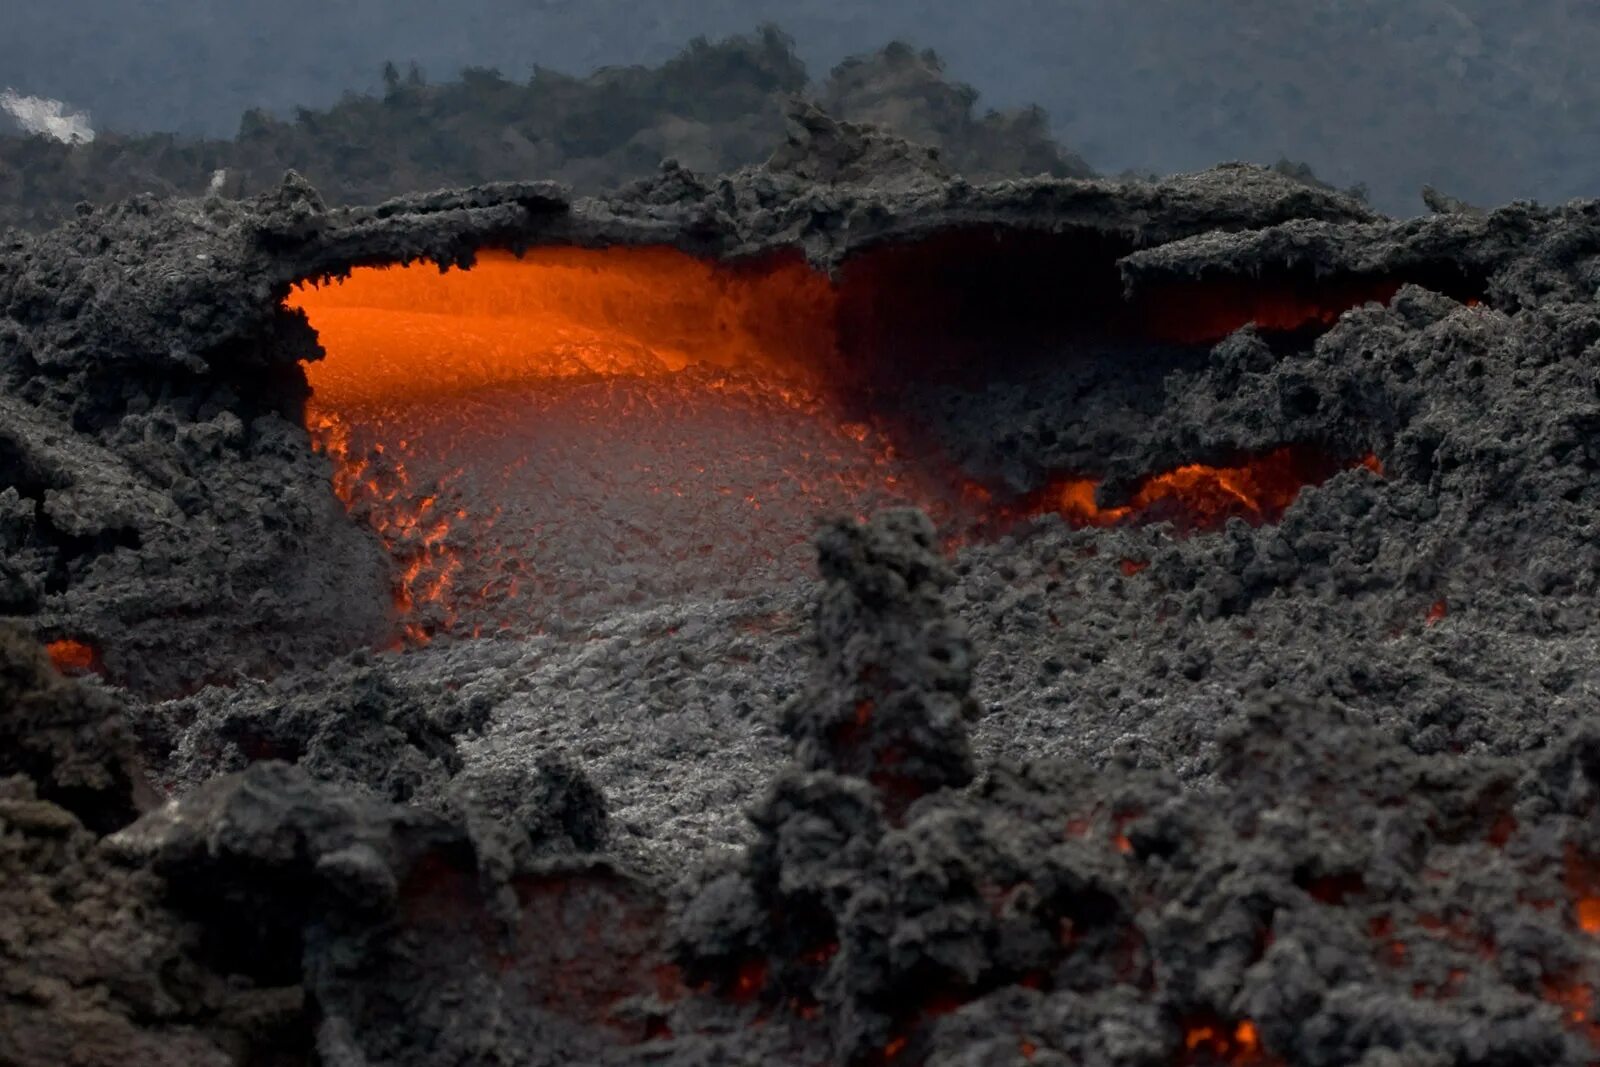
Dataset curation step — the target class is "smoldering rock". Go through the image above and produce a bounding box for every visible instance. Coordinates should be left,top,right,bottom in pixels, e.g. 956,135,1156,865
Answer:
111,760,653,1067
0,628,309,1066
783,509,980,816
672,526,1600,1064
0,623,149,832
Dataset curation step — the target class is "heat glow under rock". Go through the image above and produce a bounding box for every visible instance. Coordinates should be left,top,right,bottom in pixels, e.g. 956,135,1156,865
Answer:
287,247,1385,643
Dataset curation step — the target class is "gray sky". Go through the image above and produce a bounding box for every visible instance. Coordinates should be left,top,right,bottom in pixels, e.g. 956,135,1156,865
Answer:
4,0,1597,215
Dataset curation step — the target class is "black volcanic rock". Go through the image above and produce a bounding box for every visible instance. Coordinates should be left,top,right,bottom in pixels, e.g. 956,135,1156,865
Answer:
4,109,1600,1066
672,518,1600,1064
0,150,1377,693
0,624,148,831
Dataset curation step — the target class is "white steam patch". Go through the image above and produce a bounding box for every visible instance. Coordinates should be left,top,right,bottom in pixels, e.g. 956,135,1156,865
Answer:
0,89,95,144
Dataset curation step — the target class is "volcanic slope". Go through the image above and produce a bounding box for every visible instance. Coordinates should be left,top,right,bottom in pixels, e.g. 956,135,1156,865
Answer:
1,114,1599,1064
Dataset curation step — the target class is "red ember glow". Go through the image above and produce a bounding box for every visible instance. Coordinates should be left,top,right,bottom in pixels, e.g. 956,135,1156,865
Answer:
1140,276,1403,344
1542,973,1600,1049
1024,447,1381,532
1180,1017,1279,1065
45,638,99,675
1567,849,1600,936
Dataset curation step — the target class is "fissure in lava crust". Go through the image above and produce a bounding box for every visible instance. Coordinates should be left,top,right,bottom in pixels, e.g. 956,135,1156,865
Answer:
11,158,1600,1067
287,244,1381,643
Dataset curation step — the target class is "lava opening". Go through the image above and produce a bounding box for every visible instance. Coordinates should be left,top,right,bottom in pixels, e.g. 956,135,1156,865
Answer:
286,237,1389,643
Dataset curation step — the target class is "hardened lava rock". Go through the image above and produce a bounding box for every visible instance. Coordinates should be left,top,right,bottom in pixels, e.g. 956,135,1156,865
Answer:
0,129,1381,692
783,509,980,817
5,102,1600,1067
1,622,632,1067
0,623,149,831
670,515,1600,1067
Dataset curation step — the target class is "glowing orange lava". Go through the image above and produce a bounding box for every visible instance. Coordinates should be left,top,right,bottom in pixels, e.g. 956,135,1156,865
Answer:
1180,1017,1279,1065
1568,849,1600,936
45,638,98,675
287,248,1389,642
287,248,957,640
1026,447,1382,532
293,247,839,408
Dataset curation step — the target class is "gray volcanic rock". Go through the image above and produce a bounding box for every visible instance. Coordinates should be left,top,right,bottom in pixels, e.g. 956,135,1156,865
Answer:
671,514,1600,1067
0,623,149,831
111,760,640,1067
0,149,1376,693
4,124,1600,1066
780,509,980,817
140,657,487,802
0,630,305,1066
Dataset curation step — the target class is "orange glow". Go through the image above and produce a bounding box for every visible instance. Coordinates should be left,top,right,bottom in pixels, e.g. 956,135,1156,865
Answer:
1426,599,1448,625
1542,974,1600,1049
1027,448,1381,532
288,248,1391,642
45,638,98,675
292,248,839,408
729,958,768,1004
1141,276,1402,344
287,248,968,642
1568,849,1600,935
1180,1016,1278,1064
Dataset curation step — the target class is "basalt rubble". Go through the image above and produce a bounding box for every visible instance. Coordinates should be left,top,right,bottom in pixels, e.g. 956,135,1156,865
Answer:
2,114,1600,1065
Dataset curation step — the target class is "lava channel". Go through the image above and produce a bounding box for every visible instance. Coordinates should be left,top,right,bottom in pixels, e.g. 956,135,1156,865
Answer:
287,245,1383,644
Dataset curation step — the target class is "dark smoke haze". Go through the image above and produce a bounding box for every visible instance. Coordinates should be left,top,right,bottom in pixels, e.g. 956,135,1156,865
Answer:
2,0,1596,215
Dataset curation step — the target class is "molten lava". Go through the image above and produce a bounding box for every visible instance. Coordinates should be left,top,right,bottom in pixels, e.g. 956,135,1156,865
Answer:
289,247,979,640
1179,1017,1280,1065
287,246,1389,642
45,638,98,676
1024,447,1382,532
295,247,839,407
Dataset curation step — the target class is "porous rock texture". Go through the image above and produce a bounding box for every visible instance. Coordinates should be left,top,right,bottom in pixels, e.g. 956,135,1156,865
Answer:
2,111,1600,1065
667,512,1600,1066
1,620,626,1067
0,109,1376,693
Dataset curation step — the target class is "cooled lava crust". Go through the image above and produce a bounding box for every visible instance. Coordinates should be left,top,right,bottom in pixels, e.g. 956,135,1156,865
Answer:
3,116,1600,1066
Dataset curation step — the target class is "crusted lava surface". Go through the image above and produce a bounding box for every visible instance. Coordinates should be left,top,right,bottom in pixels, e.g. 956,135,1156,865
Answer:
3,112,1600,1065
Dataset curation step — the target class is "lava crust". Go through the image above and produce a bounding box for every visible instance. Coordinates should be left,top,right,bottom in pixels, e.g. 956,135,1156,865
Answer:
3,111,1600,1066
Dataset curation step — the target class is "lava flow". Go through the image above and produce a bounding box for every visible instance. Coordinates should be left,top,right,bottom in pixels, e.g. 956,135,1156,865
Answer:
44,638,99,676
1022,449,1384,532
287,245,1383,643
289,246,978,641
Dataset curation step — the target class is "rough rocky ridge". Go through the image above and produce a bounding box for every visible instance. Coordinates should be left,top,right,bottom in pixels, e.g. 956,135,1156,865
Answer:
2,110,1600,1066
